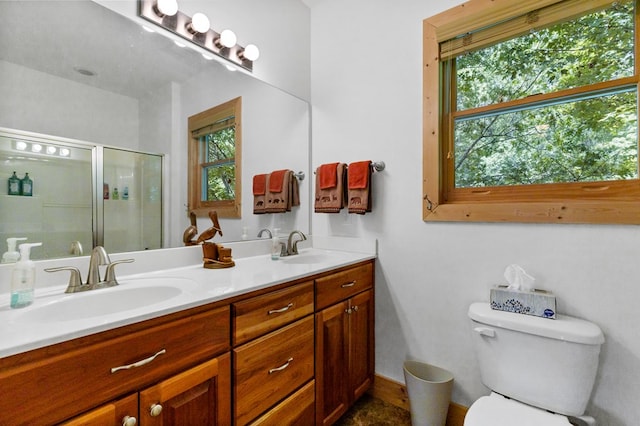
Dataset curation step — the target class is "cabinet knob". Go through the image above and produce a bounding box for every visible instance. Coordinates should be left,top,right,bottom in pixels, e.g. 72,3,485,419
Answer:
149,403,163,417
122,416,137,426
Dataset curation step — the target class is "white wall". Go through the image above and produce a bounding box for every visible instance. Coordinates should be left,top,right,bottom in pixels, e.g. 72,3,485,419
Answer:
0,60,139,146
309,1,640,425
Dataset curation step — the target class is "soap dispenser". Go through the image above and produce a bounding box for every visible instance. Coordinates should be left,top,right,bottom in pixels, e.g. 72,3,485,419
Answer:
2,237,27,263
10,242,42,309
8,171,21,196
271,228,281,260
20,173,33,196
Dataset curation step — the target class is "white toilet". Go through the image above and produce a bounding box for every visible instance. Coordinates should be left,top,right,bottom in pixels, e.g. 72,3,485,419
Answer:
464,302,605,426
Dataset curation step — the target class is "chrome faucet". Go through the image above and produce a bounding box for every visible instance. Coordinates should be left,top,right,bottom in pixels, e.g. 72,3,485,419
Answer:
257,228,272,238
87,246,110,285
45,246,134,293
286,231,307,256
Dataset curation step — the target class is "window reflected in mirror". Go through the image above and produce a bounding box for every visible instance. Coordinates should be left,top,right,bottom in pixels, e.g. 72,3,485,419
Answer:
188,97,242,218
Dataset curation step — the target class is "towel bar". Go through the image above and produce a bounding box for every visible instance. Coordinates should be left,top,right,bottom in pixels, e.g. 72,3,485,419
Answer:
313,161,386,173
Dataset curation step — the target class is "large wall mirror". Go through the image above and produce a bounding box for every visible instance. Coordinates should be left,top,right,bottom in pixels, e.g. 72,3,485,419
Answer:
0,0,310,260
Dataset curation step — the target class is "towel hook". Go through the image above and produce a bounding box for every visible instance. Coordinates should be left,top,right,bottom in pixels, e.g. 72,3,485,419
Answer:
371,161,385,172
293,171,305,181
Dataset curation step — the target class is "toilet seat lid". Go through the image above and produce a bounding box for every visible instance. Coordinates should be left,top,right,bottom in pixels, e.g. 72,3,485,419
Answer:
464,394,572,426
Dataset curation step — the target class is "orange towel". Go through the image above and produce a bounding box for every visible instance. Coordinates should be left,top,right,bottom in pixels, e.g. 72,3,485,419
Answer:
266,170,300,213
269,169,288,193
348,161,370,189
253,174,266,195
347,161,372,214
315,163,346,213
319,163,339,189
253,174,268,214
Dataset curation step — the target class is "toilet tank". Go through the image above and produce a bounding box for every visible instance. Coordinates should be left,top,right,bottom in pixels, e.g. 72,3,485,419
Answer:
468,302,604,417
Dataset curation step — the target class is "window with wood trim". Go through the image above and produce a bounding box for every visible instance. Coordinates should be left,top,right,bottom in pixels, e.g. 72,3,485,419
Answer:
423,0,640,224
188,97,242,218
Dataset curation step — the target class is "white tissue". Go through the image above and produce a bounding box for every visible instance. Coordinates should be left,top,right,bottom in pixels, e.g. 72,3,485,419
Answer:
504,264,535,292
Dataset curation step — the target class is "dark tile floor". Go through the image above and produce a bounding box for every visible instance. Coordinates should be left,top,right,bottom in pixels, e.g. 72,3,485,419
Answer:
335,394,411,426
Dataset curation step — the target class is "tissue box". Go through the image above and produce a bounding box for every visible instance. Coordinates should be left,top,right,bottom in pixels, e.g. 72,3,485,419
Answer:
490,285,556,319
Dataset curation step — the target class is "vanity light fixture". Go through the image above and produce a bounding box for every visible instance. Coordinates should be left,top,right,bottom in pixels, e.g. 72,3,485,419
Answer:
12,140,72,158
138,0,259,72
186,12,210,34
154,0,178,17
215,29,237,48
238,44,260,61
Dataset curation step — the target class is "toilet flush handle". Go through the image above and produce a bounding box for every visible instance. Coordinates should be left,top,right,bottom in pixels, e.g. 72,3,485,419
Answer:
474,327,496,338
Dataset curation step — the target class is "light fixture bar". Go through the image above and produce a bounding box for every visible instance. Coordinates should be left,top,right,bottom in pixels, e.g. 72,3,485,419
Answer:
138,0,256,72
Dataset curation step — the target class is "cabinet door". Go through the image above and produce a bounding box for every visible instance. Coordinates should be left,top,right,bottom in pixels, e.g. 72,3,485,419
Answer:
348,289,374,402
59,394,138,426
315,300,349,426
139,353,231,426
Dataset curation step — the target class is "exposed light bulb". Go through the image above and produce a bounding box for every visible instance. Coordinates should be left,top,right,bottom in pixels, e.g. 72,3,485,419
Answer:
15,141,27,151
219,29,237,48
60,148,71,157
31,144,42,153
46,146,57,155
155,0,178,17
189,12,210,34
240,44,260,61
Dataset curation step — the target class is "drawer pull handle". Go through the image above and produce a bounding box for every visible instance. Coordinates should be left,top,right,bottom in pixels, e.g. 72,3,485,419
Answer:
269,357,294,374
122,415,137,426
268,303,294,315
149,403,163,417
341,281,356,288
110,349,167,373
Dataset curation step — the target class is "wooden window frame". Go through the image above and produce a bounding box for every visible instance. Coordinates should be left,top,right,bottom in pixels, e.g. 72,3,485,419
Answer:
188,97,242,218
423,0,640,224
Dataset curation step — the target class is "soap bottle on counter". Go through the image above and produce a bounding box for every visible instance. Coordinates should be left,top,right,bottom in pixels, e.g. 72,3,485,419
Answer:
21,173,33,196
10,242,42,309
2,237,27,263
8,171,21,196
271,228,281,260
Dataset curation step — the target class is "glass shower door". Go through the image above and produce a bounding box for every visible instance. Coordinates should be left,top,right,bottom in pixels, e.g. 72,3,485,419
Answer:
102,147,163,253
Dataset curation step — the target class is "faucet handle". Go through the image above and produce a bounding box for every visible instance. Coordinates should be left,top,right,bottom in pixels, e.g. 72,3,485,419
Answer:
104,259,135,286
44,266,84,293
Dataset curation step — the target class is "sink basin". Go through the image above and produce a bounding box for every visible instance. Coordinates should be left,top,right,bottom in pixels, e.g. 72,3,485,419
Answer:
16,277,199,323
280,251,341,265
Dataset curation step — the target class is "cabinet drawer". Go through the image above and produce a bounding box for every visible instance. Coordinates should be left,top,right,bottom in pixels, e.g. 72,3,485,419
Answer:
249,380,315,426
233,281,314,345
1,305,230,425
234,316,314,425
316,262,373,310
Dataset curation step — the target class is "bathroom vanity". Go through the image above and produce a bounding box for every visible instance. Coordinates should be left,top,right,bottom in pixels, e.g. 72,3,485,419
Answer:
0,245,375,425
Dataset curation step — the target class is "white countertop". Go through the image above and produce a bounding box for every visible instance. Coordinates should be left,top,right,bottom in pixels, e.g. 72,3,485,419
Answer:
0,239,376,358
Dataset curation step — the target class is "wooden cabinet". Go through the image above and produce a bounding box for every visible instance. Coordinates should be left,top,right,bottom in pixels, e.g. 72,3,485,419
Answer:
61,354,231,426
138,353,231,425
0,305,230,425
232,282,315,425
60,394,138,426
1,259,375,426
315,263,374,426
